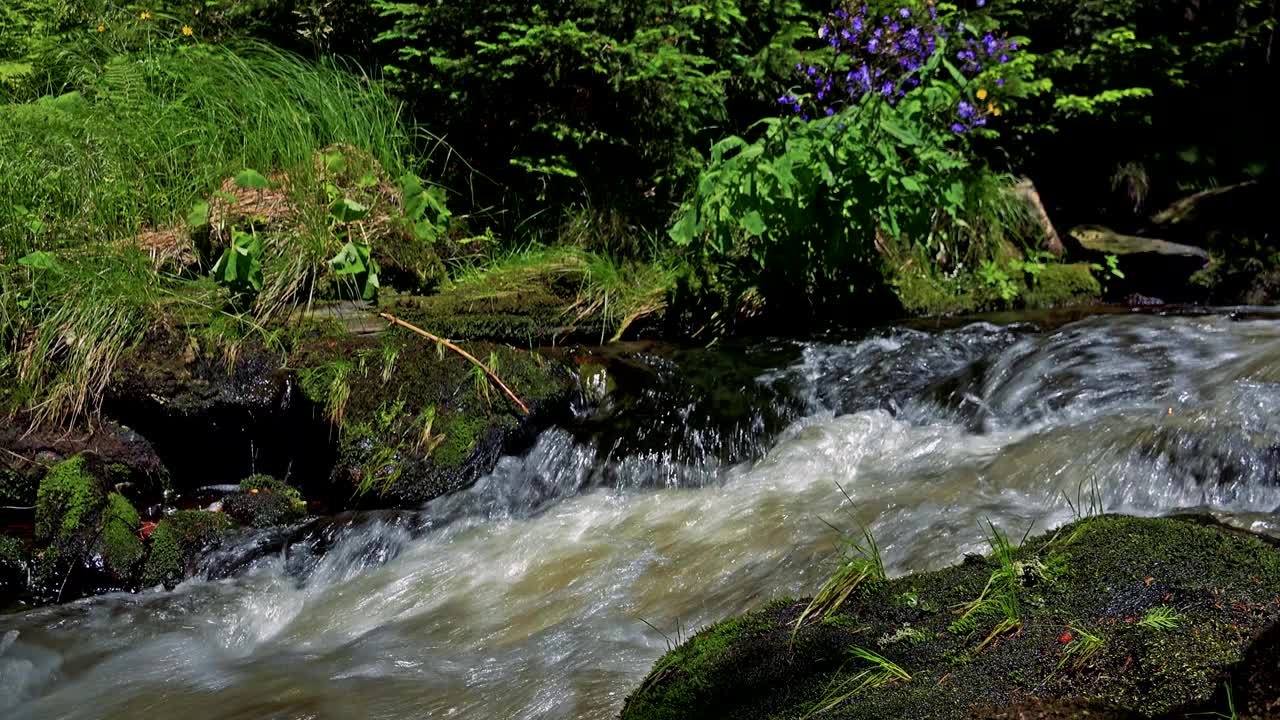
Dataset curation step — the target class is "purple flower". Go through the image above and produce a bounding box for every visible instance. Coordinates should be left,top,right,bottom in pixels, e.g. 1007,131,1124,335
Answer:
958,101,975,118
999,54,1009,63
996,77,1005,86
899,7,910,18
868,38,880,52
794,103,802,113
825,107,836,115
975,117,987,126
806,66,817,76
951,123,965,132
852,16,863,32
976,0,986,7
881,80,894,95
1010,41,1018,50
890,22,900,33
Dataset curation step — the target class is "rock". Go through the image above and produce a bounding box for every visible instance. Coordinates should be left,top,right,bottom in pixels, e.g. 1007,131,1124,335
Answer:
0,535,30,596
1067,225,1211,301
0,420,165,509
221,474,307,528
1022,263,1103,309
29,454,145,598
140,510,235,589
293,329,577,506
104,330,334,499
621,515,1280,719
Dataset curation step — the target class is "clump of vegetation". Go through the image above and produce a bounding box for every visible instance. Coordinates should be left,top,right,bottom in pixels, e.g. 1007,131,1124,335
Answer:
141,510,234,588
792,522,885,641
621,515,1280,719
221,474,307,528
1138,605,1184,631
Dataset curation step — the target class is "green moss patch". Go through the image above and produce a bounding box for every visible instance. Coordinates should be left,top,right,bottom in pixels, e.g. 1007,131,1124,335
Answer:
222,474,307,528
292,329,574,505
1023,263,1103,309
95,492,144,580
621,516,1280,719
34,455,106,544
141,510,234,588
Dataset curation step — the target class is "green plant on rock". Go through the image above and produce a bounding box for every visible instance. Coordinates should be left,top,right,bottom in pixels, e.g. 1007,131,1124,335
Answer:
804,646,911,718
1057,622,1106,672
1138,605,1183,631
793,523,885,642
34,455,105,544
96,491,144,579
979,259,1020,302
141,510,233,588
948,522,1023,652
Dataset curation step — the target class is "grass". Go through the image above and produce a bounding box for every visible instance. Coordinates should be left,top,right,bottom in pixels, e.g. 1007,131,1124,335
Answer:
803,647,911,718
793,520,886,643
1057,622,1106,672
446,243,682,341
948,522,1021,641
0,41,424,426
1138,605,1184,631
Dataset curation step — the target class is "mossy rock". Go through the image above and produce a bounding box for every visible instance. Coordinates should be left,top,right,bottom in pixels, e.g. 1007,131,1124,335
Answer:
221,475,306,528
141,510,235,589
1022,263,1103,309
621,515,1280,719
94,492,145,581
292,330,575,506
0,534,29,588
34,455,107,546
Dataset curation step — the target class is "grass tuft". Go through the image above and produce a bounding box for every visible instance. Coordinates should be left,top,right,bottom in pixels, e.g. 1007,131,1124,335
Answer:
804,646,911,718
1137,605,1184,631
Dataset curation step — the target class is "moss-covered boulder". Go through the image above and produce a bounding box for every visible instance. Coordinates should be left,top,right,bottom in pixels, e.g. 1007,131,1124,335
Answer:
0,534,30,594
0,419,165,509
29,454,146,595
292,329,576,506
621,515,1280,719
1023,263,1103,309
140,510,235,589
221,474,307,528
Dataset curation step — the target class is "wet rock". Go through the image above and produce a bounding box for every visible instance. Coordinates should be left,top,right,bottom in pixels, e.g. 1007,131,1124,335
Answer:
1067,224,1210,301
621,515,1280,720
0,535,29,596
292,330,577,507
103,330,334,498
29,454,145,599
140,510,234,589
0,420,165,509
221,474,307,528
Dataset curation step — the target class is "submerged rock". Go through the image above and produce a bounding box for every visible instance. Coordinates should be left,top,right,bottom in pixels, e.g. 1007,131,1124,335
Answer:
621,515,1280,719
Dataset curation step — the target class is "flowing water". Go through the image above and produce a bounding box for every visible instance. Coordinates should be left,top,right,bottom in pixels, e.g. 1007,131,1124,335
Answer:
5,310,1280,719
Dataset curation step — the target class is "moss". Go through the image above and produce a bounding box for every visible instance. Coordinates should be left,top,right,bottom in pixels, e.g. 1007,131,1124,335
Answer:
34,455,106,544
622,515,1280,720
0,534,27,568
1023,263,1103,309
141,510,234,588
892,269,991,317
292,328,574,504
222,476,306,528
433,411,492,469
96,492,144,580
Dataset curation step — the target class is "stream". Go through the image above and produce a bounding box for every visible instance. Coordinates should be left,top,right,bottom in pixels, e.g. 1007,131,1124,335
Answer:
4,309,1280,719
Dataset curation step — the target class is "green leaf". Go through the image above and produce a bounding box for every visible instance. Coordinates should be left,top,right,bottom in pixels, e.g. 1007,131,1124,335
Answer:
18,250,57,270
900,176,923,192
321,150,347,174
234,169,271,190
329,197,370,223
186,201,210,228
740,210,766,236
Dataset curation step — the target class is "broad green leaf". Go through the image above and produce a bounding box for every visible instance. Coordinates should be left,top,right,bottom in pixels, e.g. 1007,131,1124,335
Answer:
18,250,57,270
186,201,210,228
330,197,371,223
740,210,766,236
234,169,271,190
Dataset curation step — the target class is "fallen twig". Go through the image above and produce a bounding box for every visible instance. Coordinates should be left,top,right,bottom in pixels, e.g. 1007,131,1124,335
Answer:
379,312,530,415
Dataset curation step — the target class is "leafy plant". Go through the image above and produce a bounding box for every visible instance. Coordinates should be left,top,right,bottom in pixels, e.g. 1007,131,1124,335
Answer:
804,646,911,717
1057,622,1106,672
1137,605,1183,631
212,228,265,295
979,260,1019,301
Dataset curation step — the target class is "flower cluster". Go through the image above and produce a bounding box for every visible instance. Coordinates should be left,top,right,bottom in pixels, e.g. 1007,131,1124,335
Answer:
778,2,1018,132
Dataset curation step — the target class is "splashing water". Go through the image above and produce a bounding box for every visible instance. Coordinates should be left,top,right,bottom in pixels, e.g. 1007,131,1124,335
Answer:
3,311,1280,719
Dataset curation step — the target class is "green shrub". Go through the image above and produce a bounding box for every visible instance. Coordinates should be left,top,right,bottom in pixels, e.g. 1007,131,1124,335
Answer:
374,0,820,229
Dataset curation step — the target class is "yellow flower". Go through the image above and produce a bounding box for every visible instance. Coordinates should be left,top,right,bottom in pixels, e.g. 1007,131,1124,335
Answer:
976,88,989,101
140,11,152,20
97,24,105,32
992,105,1002,117
182,24,193,36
